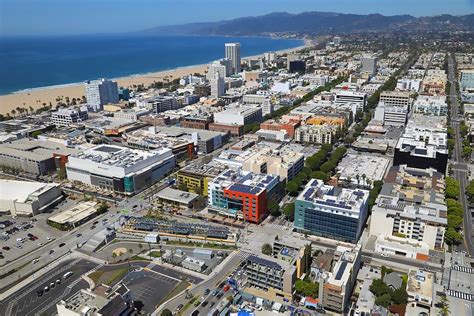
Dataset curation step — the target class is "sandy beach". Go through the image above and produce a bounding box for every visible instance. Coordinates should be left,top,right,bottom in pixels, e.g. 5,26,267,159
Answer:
0,43,307,116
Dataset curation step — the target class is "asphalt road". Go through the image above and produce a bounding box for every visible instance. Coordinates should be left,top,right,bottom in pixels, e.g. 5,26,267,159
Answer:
0,259,97,316
448,54,474,256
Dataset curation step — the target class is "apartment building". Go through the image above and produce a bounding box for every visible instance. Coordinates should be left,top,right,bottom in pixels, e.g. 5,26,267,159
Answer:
294,125,337,145
369,165,447,258
294,179,369,243
244,254,296,302
321,245,362,313
176,162,228,196
85,78,119,112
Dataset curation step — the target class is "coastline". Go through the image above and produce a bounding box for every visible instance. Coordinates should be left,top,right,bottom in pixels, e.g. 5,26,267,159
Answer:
0,41,308,116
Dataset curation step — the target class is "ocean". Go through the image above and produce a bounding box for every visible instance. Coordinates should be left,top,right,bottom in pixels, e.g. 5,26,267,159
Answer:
0,35,303,95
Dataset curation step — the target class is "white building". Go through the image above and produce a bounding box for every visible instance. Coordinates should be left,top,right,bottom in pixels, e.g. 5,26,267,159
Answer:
0,180,62,216
414,95,448,116
214,107,262,126
66,145,175,195
113,109,150,121
225,43,241,74
85,78,119,111
51,106,88,127
208,61,227,80
210,71,225,98
336,153,390,188
396,78,421,92
379,91,411,108
334,90,367,112
271,82,292,94
374,102,408,126
460,70,474,90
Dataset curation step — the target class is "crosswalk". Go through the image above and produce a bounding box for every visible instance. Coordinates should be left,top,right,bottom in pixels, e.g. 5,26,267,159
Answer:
236,250,252,261
265,221,292,231
447,289,474,301
451,265,473,274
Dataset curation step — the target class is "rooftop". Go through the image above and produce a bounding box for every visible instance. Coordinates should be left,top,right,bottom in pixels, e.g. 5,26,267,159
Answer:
48,202,98,225
297,179,369,217
0,180,60,204
155,187,199,204
406,269,434,299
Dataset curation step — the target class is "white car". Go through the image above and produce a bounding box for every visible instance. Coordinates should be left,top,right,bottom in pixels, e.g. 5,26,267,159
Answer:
380,253,389,258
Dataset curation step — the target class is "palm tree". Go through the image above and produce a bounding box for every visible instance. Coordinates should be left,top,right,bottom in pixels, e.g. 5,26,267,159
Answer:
362,174,367,186
29,106,34,114
440,295,450,316
11,109,16,117
355,174,360,185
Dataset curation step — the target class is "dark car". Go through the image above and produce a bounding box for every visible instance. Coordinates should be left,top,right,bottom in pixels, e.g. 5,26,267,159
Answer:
91,225,96,230
2,246,10,251
49,249,55,255
191,311,199,316
76,233,82,238
37,289,43,297
216,292,223,299
93,221,99,225
176,304,184,311
59,243,65,248
204,288,210,295
27,233,33,238
201,301,208,307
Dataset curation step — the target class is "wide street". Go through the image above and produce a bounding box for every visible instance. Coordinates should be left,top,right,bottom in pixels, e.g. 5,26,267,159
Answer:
448,54,474,256
0,259,97,316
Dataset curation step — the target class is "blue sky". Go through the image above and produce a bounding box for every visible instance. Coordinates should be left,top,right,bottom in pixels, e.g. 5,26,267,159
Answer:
1,0,473,36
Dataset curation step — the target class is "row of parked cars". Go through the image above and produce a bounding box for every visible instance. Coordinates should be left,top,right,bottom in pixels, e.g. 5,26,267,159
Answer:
37,271,74,297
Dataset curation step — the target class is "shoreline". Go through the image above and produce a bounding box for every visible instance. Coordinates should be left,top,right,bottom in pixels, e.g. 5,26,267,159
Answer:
0,41,309,116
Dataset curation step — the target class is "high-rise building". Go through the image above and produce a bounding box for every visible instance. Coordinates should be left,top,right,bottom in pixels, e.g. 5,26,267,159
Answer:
333,36,341,46
207,61,228,80
85,78,119,112
225,43,241,74
361,56,377,76
210,71,225,98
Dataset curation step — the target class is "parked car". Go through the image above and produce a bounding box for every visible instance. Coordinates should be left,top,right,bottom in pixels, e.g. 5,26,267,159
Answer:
59,243,66,248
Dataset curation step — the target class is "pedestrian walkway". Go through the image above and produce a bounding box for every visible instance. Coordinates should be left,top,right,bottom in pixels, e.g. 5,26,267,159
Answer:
452,265,473,274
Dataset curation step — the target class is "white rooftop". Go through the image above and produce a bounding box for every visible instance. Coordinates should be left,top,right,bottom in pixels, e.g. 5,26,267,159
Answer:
0,180,60,203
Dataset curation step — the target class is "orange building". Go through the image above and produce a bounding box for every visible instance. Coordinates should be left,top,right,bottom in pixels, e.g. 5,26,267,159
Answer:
260,116,301,138
306,115,345,128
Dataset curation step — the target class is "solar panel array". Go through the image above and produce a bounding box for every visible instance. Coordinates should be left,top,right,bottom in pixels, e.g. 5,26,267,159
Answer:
228,183,262,195
127,216,231,239
248,255,282,270
335,260,348,280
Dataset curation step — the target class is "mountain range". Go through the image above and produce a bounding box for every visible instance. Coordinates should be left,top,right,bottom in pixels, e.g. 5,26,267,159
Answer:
141,11,474,36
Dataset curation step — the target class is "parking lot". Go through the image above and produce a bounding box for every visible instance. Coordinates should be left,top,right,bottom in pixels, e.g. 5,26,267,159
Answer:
0,197,81,265
123,269,181,314
0,259,97,316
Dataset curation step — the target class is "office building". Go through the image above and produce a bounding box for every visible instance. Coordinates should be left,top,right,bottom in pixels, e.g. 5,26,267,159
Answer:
369,165,447,257
393,126,448,173
214,107,262,126
294,125,337,145
373,102,408,126
210,71,225,98
208,169,280,223
294,179,369,243
66,145,175,194
460,70,474,90
244,254,296,302
288,60,306,74
56,284,133,316
182,257,206,272
334,90,367,112
321,245,361,313
379,91,411,108
51,106,88,127
0,180,62,217
85,78,119,111
225,43,241,74
361,56,377,76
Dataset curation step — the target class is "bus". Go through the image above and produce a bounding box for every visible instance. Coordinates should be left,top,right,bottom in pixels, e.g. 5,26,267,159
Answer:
63,271,74,279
